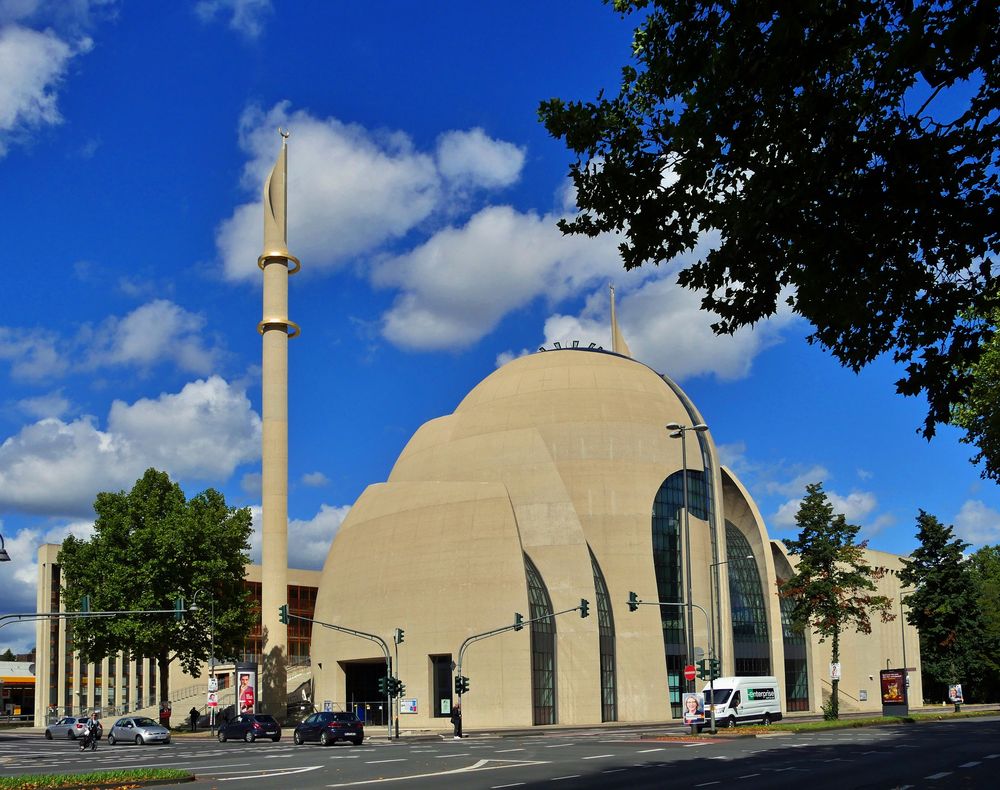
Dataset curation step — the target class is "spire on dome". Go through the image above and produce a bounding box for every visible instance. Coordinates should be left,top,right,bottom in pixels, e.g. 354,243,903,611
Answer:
609,283,632,358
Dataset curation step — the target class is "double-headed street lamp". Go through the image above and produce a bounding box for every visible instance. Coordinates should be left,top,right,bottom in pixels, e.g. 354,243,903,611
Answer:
666,421,708,685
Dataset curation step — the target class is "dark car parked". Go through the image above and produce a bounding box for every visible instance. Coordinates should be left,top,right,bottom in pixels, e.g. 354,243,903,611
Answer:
217,713,281,743
293,711,364,746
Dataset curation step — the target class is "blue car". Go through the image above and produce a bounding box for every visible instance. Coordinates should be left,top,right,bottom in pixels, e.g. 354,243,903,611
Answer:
293,711,364,746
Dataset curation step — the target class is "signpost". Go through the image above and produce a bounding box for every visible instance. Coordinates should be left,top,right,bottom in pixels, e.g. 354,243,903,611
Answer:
684,665,697,682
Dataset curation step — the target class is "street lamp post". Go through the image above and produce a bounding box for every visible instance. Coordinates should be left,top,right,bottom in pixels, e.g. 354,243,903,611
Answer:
0,533,11,562
706,555,751,733
899,587,915,703
190,590,216,734
666,421,708,690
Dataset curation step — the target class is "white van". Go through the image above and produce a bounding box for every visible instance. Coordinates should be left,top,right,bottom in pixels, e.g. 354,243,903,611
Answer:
701,676,782,728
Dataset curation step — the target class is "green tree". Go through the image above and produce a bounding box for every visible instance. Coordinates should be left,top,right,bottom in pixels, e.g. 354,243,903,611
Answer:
951,309,1000,483
780,483,894,719
965,543,1000,698
898,512,982,701
0,648,15,661
58,468,254,718
539,0,998,461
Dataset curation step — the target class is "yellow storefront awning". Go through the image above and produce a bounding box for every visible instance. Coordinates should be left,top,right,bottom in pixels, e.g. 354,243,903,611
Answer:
1,676,35,684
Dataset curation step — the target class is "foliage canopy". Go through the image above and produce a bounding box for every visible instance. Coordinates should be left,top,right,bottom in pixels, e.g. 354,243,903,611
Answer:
540,0,999,457
58,468,254,706
780,482,894,718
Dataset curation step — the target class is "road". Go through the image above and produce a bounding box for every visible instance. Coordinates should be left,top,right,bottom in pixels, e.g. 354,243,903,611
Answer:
2,717,998,788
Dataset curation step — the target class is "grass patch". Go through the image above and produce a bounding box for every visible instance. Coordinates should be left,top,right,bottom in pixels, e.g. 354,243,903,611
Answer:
0,768,191,789
771,709,998,733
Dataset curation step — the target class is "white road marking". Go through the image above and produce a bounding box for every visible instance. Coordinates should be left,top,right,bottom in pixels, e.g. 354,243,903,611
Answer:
491,784,525,789
738,774,759,779
551,776,581,781
544,743,574,748
959,761,981,768
582,754,613,760
603,768,627,773
217,765,323,781
637,748,664,753
496,748,525,753
326,758,548,786
436,752,472,758
366,758,407,764
695,783,720,787
925,772,952,780
986,754,1000,759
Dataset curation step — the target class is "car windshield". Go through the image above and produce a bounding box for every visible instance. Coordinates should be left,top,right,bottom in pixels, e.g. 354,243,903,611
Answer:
255,715,277,723
133,717,157,727
704,689,733,705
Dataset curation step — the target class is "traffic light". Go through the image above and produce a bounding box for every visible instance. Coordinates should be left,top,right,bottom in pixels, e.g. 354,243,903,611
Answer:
80,595,91,613
278,604,289,625
174,597,185,621
709,658,720,679
378,676,389,695
628,591,640,612
697,658,709,680
394,627,405,645
454,675,469,695
514,613,524,631
580,598,590,618
396,681,406,698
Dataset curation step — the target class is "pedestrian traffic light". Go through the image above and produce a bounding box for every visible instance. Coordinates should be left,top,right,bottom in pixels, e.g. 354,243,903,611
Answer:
580,598,590,618
174,597,185,621
709,658,720,679
278,604,289,625
628,591,640,612
394,627,405,645
454,675,469,695
396,681,406,698
378,676,388,695
697,658,709,680
514,613,524,631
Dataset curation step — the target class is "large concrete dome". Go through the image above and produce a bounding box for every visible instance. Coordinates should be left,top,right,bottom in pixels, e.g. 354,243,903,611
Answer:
309,347,919,729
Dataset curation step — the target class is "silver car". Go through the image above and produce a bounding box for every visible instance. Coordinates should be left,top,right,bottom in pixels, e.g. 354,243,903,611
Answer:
44,716,89,740
107,716,171,745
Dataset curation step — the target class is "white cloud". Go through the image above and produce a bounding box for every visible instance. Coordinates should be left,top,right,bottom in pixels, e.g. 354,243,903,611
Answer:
85,300,221,375
241,472,261,496
194,0,272,39
0,300,225,382
761,465,830,498
436,128,525,189
952,500,1000,546
772,488,878,528
17,390,71,418
0,376,260,516
375,205,624,350
301,471,328,487
246,502,348,569
0,23,90,157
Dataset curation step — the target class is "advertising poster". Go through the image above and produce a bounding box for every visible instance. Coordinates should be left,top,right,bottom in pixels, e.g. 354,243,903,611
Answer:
400,698,418,714
237,670,256,713
880,670,906,704
683,692,705,725
207,691,218,709
948,684,963,703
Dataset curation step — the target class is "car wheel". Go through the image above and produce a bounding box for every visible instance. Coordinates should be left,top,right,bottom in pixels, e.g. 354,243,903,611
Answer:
762,713,771,726
68,730,76,739
218,731,227,742
272,736,280,742
320,731,333,746
45,731,53,740
351,738,363,746
135,735,144,745
244,731,255,743
108,734,116,745
294,731,303,745
726,715,736,729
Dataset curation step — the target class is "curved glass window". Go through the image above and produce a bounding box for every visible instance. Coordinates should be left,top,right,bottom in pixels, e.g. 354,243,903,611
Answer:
653,470,706,717
524,554,556,725
589,548,617,722
779,593,809,711
725,522,771,676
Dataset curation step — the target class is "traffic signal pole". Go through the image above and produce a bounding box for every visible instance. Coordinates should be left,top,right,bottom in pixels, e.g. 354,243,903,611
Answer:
281,609,393,741
455,600,589,733
627,594,716,734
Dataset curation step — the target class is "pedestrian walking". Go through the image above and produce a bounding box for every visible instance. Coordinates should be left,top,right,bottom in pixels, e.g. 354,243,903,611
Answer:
450,703,462,739
189,706,199,732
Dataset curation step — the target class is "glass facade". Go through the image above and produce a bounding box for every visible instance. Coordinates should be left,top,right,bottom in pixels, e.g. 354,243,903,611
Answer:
652,470,708,717
725,522,771,676
779,594,809,710
243,582,318,666
524,554,556,725
589,548,617,722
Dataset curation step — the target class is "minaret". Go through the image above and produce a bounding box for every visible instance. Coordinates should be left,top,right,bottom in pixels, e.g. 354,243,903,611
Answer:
609,283,632,358
257,130,299,716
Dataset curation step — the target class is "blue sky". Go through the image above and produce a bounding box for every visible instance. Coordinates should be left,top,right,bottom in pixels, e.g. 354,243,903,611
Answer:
2,0,998,656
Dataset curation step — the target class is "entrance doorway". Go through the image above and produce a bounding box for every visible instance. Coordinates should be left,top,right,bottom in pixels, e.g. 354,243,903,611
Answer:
341,660,389,727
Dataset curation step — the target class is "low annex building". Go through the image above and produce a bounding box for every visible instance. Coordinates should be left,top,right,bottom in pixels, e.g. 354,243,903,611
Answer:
312,339,921,728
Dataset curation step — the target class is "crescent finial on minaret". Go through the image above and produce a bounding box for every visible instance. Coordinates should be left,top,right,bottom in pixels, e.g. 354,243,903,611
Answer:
259,130,299,273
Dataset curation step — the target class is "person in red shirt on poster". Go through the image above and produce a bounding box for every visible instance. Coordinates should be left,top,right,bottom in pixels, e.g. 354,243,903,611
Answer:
239,673,255,713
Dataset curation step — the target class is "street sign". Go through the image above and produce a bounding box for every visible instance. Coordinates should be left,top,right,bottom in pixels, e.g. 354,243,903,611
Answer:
684,664,697,682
